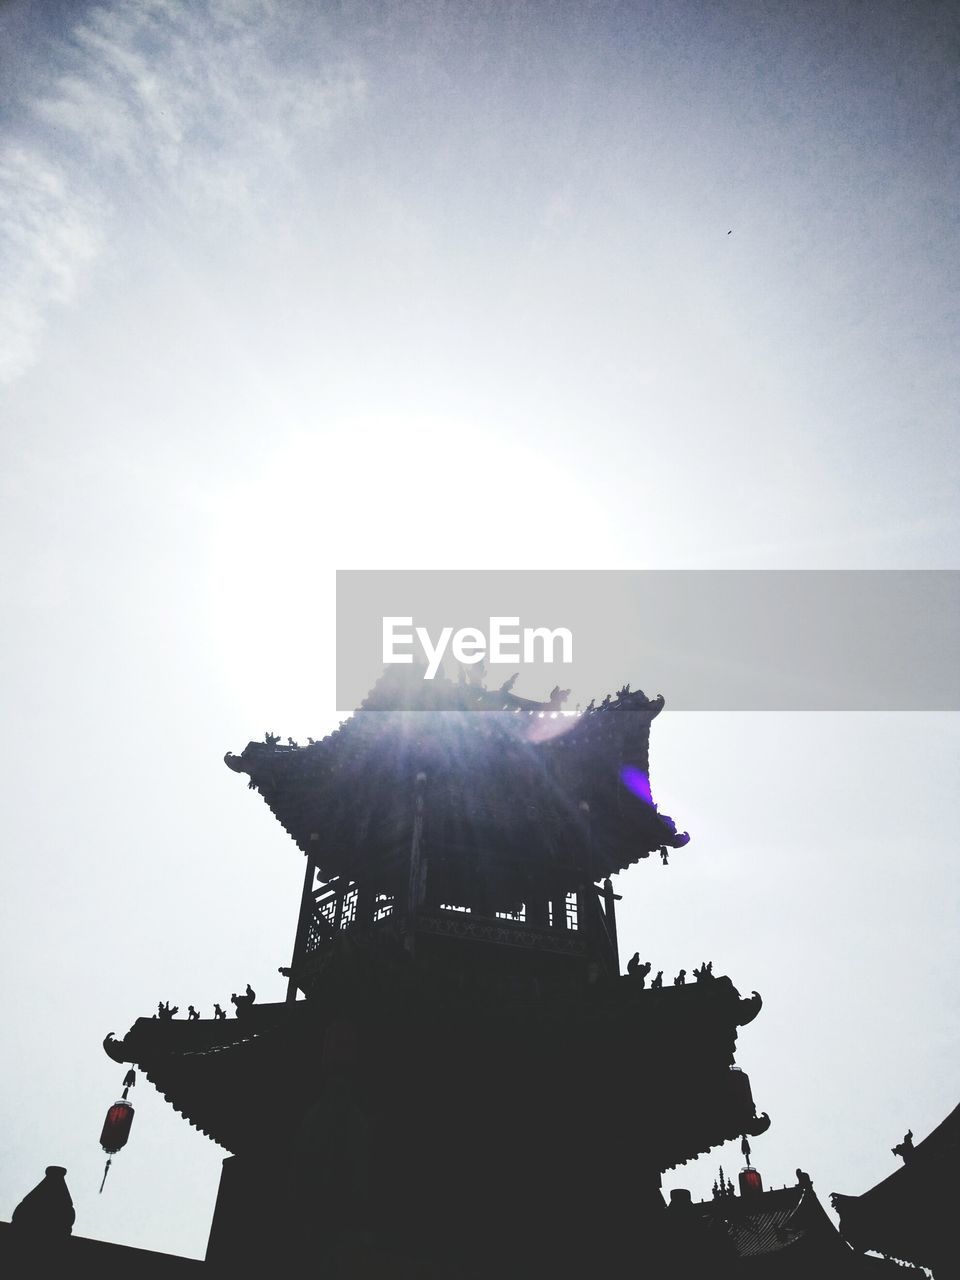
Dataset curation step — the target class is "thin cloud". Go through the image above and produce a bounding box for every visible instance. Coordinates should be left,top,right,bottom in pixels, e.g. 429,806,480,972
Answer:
1,0,365,383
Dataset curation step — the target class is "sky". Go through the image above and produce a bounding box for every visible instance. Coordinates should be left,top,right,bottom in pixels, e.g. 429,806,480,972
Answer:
1,0,958,1262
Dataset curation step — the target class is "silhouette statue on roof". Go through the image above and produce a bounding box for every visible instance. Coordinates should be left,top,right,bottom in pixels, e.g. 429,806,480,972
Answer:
892,1130,914,1162
231,985,256,1016
675,969,686,985
651,970,663,990
213,1003,226,1020
12,1166,75,1237
157,1001,178,1020
187,1006,200,1021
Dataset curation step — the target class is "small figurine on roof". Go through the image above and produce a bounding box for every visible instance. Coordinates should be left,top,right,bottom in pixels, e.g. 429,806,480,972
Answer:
626,954,652,985
651,971,663,990
892,1130,914,1162
187,1006,199,1021
231,984,256,1017
675,969,686,986
213,1003,226,1020
265,731,280,746
157,1001,178,1020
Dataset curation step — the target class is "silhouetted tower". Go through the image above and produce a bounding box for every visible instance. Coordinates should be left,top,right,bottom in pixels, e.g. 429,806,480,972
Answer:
105,669,767,1278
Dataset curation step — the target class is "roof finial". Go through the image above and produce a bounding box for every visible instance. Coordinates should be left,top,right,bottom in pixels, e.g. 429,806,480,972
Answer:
892,1130,914,1162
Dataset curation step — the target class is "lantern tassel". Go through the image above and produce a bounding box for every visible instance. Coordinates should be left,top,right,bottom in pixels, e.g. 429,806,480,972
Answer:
99,1157,112,1195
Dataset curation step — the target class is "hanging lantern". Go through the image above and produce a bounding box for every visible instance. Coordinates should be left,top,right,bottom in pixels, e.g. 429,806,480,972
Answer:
739,1166,764,1197
100,1099,135,1154
98,1069,136,1193
727,1065,755,1114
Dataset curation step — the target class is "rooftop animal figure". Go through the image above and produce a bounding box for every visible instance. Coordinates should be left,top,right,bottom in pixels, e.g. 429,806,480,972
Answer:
213,1003,226,1020
651,971,663,990
892,1130,914,1162
231,984,256,1017
287,737,298,748
157,1001,178,1020
265,731,280,746
627,954,652,986
499,673,519,694
675,969,686,986
187,1005,199,1021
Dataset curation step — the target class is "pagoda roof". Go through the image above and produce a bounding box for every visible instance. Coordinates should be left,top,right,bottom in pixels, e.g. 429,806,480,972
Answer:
832,1101,960,1271
103,970,763,1168
224,669,689,886
692,1180,923,1275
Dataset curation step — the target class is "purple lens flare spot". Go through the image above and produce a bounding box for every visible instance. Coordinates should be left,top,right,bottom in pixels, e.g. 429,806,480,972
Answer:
620,765,653,806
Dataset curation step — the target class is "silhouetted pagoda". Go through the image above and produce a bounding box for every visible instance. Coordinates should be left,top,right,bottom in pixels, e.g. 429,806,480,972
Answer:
104,669,770,1277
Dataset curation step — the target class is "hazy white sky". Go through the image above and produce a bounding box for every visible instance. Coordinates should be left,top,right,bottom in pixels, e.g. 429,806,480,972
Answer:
1,0,958,1260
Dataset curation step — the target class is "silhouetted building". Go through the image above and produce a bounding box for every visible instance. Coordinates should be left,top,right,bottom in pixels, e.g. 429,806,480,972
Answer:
102,669,768,1276
833,1102,960,1278
674,1169,924,1278
3,1165,199,1276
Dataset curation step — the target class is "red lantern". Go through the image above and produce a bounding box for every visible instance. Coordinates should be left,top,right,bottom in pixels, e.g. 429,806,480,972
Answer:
727,1065,755,1113
100,1100,135,1155
98,1070,136,1193
739,1166,764,1197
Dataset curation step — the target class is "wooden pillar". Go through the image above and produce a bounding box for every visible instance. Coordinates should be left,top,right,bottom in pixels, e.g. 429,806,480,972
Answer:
526,895,549,929
404,771,427,952
603,877,620,973
286,854,317,1003
550,894,568,931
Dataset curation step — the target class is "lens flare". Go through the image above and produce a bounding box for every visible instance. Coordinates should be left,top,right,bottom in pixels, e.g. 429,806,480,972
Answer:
620,764,652,805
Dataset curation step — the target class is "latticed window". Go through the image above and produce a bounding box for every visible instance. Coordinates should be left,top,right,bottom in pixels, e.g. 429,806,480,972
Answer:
440,903,471,913
306,896,336,952
374,893,394,921
340,885,358,929
565,892,579,931
495,905,526,922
